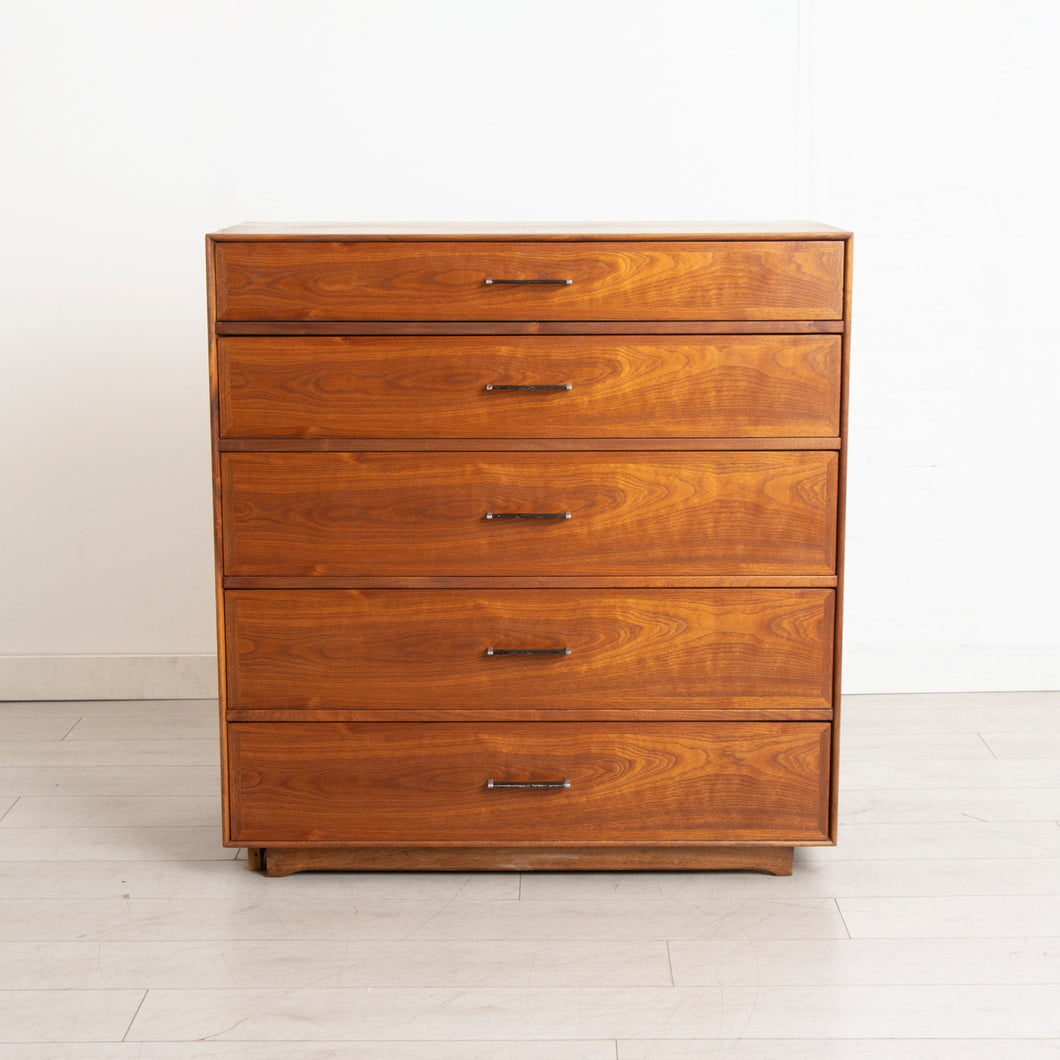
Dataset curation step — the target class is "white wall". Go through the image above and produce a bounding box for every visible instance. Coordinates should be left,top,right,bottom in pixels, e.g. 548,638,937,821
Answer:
1,0,1057,697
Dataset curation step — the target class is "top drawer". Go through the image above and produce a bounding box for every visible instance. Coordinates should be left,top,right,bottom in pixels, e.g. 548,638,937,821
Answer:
214,240,845,322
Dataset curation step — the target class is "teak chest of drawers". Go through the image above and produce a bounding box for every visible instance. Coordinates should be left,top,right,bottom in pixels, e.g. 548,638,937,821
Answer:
207,222,852,877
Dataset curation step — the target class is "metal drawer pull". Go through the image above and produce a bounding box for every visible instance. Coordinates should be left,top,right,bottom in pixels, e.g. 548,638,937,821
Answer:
485,511,571,520
488,778,571,789
485,383,572,391
484,278,573,285
486,647,571,656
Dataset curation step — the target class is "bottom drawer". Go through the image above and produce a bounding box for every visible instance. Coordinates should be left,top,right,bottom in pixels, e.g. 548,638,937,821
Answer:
228,722,831,845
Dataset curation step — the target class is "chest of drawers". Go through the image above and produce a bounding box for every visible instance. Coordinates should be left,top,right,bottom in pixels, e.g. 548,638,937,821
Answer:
207,222,851,877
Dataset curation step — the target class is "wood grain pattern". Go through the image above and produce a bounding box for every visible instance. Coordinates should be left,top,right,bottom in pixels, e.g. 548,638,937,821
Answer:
214,241,845,321
218,438,844,453
207,223,850,868
221,575,838,589
225,588,834,714
829,235,855,839
218,335,841,439
226,707,832,724
260,844,796,875
228,721,831,845
215,320,847,336
207,236,234,840
220,451,838,577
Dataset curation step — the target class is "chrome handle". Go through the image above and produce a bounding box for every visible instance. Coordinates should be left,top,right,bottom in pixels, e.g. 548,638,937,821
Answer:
485,511,571,520
485,383,572,391
487,646,571,656
484,278,572,286
487,778,571,789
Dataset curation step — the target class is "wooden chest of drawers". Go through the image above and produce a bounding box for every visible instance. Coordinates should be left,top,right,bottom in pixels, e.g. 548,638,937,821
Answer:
207,222,851,877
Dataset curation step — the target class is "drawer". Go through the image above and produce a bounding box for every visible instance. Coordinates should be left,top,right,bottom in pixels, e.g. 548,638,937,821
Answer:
214,241,845,321
227,721,832,844
221,451,838,577
225,588,834,714
218,334,841,439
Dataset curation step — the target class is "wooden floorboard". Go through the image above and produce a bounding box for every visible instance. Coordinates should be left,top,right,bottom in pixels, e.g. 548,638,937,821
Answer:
0,691,1057,1053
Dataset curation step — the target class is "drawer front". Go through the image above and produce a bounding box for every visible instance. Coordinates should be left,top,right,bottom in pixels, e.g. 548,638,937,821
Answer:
214,241,845,321
225,588,834,713
219,334,841,439
221,451,838,576
228,721,832,844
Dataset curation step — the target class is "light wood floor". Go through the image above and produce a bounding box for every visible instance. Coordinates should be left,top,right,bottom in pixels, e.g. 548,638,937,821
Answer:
0,691,1058,1057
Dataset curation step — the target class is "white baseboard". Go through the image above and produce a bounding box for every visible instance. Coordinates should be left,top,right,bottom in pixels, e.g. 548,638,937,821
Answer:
0,654,219,702
1,647,1055,702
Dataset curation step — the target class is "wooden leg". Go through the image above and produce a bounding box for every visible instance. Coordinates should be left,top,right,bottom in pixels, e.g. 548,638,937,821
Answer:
245,847,265,872
261,845,795,877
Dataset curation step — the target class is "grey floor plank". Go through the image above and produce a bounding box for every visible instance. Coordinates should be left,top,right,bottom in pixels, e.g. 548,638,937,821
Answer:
0,691,1056,1053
